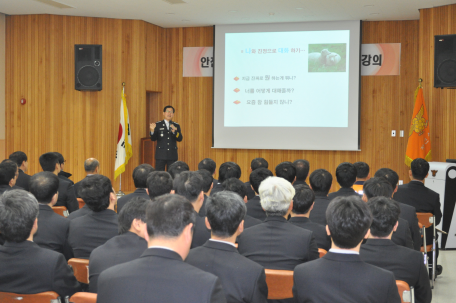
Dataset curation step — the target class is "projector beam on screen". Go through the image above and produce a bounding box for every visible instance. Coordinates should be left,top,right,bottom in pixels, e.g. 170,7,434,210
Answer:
213,20,361,151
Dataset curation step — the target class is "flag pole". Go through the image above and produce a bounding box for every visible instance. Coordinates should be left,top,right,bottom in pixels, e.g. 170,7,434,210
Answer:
117,82,127,199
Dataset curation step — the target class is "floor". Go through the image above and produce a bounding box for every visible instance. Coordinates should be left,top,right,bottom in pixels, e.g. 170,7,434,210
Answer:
432,250,456,302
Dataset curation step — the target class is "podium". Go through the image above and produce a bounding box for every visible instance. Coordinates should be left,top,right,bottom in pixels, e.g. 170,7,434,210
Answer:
424,162,456,249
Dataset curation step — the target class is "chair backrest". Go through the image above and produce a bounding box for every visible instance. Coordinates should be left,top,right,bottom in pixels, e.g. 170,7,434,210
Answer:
264,269,294,299
318,248,327,258
0,291,61,303
77,198,85,209
396,280,414,303
416,213,434,228
69,292,97,303
68,258,90,284
52,206,69,218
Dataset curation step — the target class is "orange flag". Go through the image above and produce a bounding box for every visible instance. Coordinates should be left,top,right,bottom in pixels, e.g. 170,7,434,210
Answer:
405,87,431,167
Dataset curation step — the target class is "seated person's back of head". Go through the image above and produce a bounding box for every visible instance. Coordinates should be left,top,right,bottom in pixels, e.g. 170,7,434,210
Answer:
275,161,296,183
168,161,189,179
0,189,80,297
292,159,310,184
68,175,118,258
96,194,225,303
147,171,174,200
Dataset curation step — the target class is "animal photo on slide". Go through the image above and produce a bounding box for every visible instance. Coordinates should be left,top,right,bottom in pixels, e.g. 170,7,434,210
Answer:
308,43,346,72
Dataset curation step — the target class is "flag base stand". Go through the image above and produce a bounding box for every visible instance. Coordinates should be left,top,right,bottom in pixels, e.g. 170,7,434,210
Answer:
116,191,126,198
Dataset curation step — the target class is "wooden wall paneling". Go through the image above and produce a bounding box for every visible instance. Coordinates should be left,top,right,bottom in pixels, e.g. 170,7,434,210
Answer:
6,15,150,192
419,5,456,166
157,23,419,189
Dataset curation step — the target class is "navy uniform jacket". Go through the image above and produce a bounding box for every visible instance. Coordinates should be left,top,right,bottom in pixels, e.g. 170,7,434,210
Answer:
360,239,432,303
186,240,268,303
293,252,401,303
15,169,31,191
68,209,119,258
34,204,73,260
289,217,331,251
89,232,148,293
97,248,226,303
150,120,182,160
0,241,81,298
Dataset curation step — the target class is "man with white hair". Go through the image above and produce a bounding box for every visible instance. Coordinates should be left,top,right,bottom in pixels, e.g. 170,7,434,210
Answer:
238,176,319,270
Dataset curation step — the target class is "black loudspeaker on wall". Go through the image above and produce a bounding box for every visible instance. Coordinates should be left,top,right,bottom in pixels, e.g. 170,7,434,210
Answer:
435,35,456,88
75,44,102,91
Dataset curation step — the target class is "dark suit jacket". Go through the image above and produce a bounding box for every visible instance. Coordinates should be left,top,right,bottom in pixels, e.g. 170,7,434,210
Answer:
289,217,331,251
293,180,307,186
308,194,330,226
327,187,360,200
116,188,150,214
191,215,212,249
246,196,267,221
199,194,209,216
59,171,74,184
0,241,80,298
245,181,256,200
391,217,414,249
0,185,12,195
237,216,319,270
360,239,431,303
68,209,119,258
34,204,73,260
67,204,91,220
293,252,401,303
97,248,226,303
89,232,147,293
15,169,31,191
187,240,268,303
395,200,421,251
150,120,183,160
394,181,441,243
55,177,79,213
245,215,262,229
210,181,224,197
74,175,93,198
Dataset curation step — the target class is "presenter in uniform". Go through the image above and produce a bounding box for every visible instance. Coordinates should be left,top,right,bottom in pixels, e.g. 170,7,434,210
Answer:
149,106,183,171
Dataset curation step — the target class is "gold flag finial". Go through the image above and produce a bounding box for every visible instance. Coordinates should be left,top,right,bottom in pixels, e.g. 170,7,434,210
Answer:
122,82,126,87
418,78,422,88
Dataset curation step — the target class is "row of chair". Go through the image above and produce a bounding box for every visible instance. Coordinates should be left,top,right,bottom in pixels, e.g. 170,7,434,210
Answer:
416,213,437,289
52,199,86,218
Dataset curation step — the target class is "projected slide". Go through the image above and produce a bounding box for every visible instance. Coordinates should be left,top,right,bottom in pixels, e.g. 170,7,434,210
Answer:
224,30,350,128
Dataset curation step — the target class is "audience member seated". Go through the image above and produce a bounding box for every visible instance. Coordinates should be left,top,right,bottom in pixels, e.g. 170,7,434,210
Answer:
289,185,331,251
308,169,333,226
186,191,268,303
39,152,78,213
74,158,100,198
222,177,262,229
375,168,421,251
0,160,18,195
147,171,174,200
30,172,73,260
275,161,296,183
198,158,218,188
173,171,208,248
353,161,370,194
363,178,414,249
245,158,269,200
246,168,273,221
393,158,442,275
0,190,81,297
117,164,154,213
89,197,149,293
68,175,118,258
197,169,214,216
327,162,359,199
96,194,225,303
211,162,242,197
292,195,401,303
8,151,30,191
238,177,319,271
55,152,73,184
360,197,432,303
292,159,310,186
168,161,189,179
